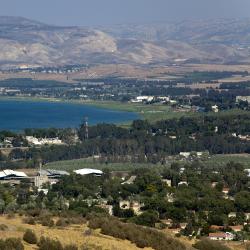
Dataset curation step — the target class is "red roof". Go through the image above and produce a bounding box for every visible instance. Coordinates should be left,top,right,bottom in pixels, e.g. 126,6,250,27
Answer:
229,225,243,231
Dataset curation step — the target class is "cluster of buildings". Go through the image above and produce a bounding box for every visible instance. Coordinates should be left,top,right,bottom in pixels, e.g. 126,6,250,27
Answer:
1,165,249,242
232,133,250,142
179,151,209,159
130,96,171,103
25,136,64,146
236,96,250,103
0,167,103,189
0,137,15,148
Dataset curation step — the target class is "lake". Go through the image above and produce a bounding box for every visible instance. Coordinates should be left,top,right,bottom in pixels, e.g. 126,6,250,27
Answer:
0,99,139,131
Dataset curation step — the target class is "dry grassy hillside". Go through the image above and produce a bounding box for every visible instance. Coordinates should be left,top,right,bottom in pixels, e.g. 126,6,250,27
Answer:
0,215,152,250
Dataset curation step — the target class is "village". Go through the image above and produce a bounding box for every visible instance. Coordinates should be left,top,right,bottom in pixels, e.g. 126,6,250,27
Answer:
0,157,249,244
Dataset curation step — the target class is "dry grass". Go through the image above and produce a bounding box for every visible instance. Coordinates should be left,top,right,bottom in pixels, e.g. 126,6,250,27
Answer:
1,63,250,83
0,215,152,250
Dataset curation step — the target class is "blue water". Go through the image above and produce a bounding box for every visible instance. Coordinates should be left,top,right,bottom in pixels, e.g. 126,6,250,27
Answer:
0,99,139,131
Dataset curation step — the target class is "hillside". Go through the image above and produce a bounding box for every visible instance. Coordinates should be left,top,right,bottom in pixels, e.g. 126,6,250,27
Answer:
0,215,196,250
1,17,250,69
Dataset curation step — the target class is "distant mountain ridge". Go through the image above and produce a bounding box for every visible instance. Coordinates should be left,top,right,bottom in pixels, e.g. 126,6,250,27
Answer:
0,16,250,69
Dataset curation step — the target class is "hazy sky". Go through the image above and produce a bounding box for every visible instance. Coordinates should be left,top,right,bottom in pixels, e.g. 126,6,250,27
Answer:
1,0,250,26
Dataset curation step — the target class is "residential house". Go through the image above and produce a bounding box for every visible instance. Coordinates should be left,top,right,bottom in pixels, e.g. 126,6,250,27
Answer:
222,187,230,199
160,219,173,227
119,200,144,215
162,179,172,187
244,213,250,221
119,200,130,210
97,204,113,216
180,223,188,230
211,105,219,113
229,225,243,232
121,175,136,185
209,232,234,241
178,181,188,186
211,182,218,188
228,212,237,218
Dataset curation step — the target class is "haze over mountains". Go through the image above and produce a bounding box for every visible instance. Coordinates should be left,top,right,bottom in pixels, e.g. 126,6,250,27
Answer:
1,16,250,69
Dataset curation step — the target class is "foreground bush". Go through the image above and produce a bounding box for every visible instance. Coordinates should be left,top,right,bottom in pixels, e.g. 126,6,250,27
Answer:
39,237,64,250
23,216,36,225
0,224,8,231
41,217,54,227
88,214,189,250
38,237,78,250
0,238,24,250
56,218,70,227
23,229,37,244
64,245,78,250
193,238,230,250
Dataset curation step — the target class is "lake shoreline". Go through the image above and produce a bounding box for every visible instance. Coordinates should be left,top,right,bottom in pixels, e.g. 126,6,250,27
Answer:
0,96,139,113
0,97,140,131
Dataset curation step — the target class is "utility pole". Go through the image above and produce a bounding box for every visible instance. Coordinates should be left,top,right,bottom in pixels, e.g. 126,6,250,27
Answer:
84,116,89,140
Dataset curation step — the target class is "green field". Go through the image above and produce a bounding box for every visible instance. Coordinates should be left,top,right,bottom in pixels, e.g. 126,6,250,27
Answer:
45,153,250,173
76,100,199,124
203,154,250,168
45,158,166,172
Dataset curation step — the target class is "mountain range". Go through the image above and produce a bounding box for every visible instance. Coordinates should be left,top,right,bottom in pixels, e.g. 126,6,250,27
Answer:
1,16,250,69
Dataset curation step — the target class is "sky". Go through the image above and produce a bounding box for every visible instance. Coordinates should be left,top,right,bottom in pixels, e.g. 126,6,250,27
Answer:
1,0,250,26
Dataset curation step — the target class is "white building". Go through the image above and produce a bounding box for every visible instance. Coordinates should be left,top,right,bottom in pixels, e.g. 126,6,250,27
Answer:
157,96,170,102
179,152,191,158
74,168,103,176
211,105,219,113
26,136,63,146
244,169,250,177
0,169,27,180
178,181,188,186
236,96,250,103
162,179,172,187
131,96,154,103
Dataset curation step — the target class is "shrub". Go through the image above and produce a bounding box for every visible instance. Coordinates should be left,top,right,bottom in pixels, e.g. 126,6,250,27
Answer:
23,217,36,225
131,210,159,227
83,229,92,236
23,229,37,244
7,212,15,219
0,224,8,231
25,209,41,217
0,238,24,250
81,245,102,250
64,245,78,250
56,218,70,227
193,238,231,250
41,217,54,227
88,214,188,250
38,236,63,250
